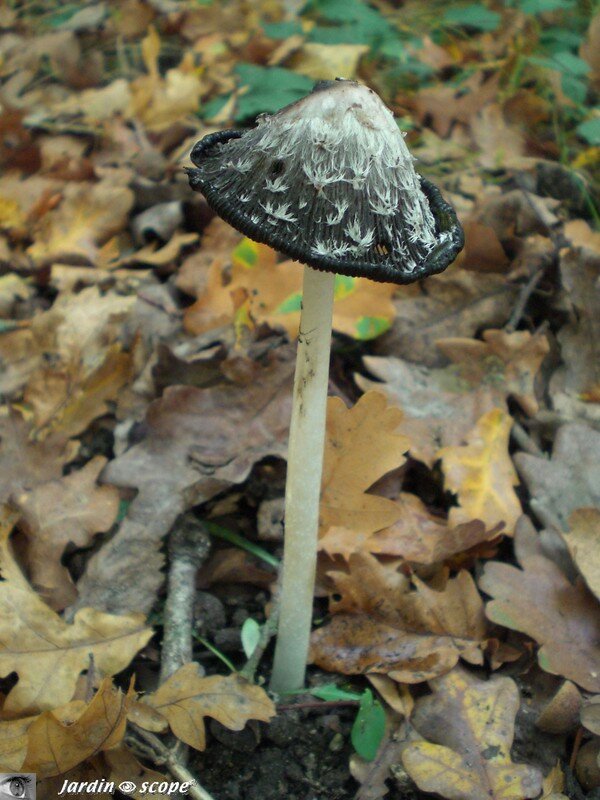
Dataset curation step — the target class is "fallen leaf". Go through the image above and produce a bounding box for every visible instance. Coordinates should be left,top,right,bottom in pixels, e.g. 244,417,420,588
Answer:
0,412,78,506
73,347,296,615
559,508,600,602
311,554,486,682
0,511,152,712
26,179,134,266
141,663,275,750
438,408,521,533
515,423,600,531
471,103,531,170
359,328,548,464
15,456,120,609
480,516,600,692
402,668,543,800
373,268,518,368
536,681,582,735
287,42,369,81
22,679,130,777
319,392,409,552
458,221,510,273
368,494,502,565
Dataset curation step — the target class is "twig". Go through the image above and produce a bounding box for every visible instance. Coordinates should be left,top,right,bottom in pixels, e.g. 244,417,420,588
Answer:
127,727,217,800
505,267,545,333
239,585,280,682
160,516,211,684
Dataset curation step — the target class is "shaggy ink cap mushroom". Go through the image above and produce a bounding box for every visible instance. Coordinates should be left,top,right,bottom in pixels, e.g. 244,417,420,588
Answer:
187,78,464,285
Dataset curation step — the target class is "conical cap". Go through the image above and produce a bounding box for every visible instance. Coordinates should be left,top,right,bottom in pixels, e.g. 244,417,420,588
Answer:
188,79,463,284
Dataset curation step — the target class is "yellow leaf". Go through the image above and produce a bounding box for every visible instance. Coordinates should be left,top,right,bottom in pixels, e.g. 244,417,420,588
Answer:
319,392,409,547
437,409,521,533
402,668,542,800
288,42,369,81
142,663,275,750
0,511,152,713
559,507,600,602
22,679,130,778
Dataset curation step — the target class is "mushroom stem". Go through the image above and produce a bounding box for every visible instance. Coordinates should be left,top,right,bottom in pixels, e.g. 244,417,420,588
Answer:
270,265,335,693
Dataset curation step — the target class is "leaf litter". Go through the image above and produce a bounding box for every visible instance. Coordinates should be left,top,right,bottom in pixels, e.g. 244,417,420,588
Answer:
0,1,599,799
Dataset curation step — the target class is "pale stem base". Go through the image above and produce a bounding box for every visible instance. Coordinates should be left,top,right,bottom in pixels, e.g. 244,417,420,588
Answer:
269,265,335,694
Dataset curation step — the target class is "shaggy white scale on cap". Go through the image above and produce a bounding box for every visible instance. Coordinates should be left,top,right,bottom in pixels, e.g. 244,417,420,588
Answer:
188,79,462,284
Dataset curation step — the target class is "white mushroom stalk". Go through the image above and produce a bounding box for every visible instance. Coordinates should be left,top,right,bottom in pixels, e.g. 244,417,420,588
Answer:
187,79,464,694
270,266,334,692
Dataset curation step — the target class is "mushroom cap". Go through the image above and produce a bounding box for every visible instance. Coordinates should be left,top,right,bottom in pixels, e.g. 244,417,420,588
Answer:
187,79,463,285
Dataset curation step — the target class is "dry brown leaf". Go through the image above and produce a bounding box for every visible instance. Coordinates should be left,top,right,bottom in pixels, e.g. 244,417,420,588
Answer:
559,508,600,602
319,392,409,552
471,103,531,170
458,221,510,273
129,27,203,131
0,511,152,712
287,42,369,80
359,328,548,465
402,668,543,800
141,663,275,750
536,681,582,735
22,679,130,777
373,268,518,368
369,493,502,565
15,456,119,609
515,423,600,531
310,554,486,682
438,408,521,533
580,11,600,89
74,347,296,615
0,413,78,506
26,179,134,266
480,516,600,692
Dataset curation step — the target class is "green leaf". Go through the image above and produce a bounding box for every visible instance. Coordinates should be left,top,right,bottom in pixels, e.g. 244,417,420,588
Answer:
577,117,600,145
355,315,391,340
351,689,386,761
262,21,304,39
520,0,574,13
443,4,501,31
241,618,262,659
551,51,591,76
310,684,363,702
305,0,396,46
561,74,588,105
275,292,303,314
234,64,314,122
540,27,583,51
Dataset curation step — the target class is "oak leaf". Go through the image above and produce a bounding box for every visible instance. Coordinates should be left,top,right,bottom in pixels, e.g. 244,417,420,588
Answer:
140,663,275,750
480,516,600,692
515,423,600,531
26,180,134,266
559,508,600,601
359,329,547,465
319,392,409,550
74,347,296,616
402,668,542,800
368,493,502,565
310,553,486,682
0,511,152,712
15,456,120,609
183,238,396,341
22,679,130,777
438,408,521,533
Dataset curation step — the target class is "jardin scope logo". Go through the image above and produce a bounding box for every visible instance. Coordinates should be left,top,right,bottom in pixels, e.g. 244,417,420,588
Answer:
0,775,36,799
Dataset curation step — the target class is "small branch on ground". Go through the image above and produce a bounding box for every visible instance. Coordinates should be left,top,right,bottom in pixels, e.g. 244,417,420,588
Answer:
126,726,217,800
511,420,544,457
505,267,546,333
160,515,211,684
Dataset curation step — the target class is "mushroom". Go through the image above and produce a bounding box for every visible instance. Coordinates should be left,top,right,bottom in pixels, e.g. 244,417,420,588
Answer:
187,78,464,693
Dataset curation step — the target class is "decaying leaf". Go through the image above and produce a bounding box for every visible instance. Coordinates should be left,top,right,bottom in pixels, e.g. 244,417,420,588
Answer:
438,408,521,533
515,423,600,531
311,553,486,682
15,456,120,609
559,507,600,602
359,328,547,464
480,516,600,692
22,680,130,778
0,511,152,712
368,494,502,565
74,347,296,615
402,668,543,800
141,663,275,750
